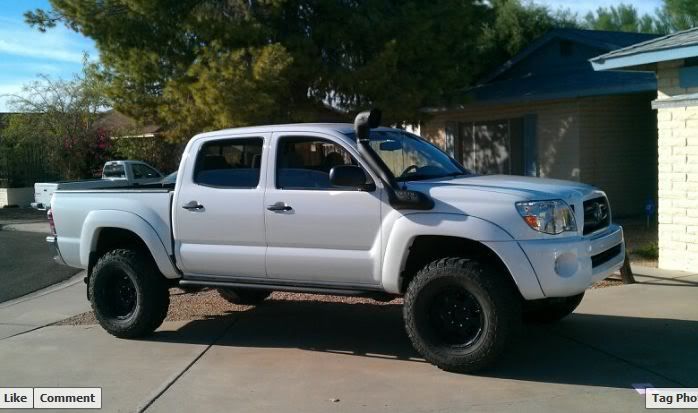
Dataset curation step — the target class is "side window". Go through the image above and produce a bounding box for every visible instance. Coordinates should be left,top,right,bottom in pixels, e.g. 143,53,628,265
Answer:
194,138,263,188
132,164,160,179
276,136,365,190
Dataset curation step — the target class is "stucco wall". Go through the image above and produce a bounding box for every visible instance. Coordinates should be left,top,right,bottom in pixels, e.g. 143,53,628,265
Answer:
422,99,581,181
0,187,34,208
578,93,658,217
655,60,698,271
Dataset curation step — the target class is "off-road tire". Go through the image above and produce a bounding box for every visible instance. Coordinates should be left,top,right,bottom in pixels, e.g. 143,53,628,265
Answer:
89,249,169,338
218,288,271,305
403,258,520,373
523,292,584,324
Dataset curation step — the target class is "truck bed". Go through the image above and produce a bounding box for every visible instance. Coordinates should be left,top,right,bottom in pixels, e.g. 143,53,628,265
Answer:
51,189,174,270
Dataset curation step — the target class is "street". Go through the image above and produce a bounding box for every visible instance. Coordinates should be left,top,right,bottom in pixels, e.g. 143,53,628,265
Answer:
0,219,80,303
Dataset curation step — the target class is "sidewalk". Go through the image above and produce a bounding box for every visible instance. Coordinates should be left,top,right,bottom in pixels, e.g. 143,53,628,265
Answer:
0,272,89,339
0,267,695,413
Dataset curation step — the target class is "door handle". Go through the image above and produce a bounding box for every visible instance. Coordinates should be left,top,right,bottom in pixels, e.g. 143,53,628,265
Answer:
182,201,204,210
267,202,293,212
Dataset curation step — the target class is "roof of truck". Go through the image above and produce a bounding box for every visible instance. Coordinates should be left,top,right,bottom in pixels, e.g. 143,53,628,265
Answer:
192,123,400,144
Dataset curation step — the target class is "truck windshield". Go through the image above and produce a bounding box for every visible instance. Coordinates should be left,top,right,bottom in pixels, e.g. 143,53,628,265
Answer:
347,130,469,182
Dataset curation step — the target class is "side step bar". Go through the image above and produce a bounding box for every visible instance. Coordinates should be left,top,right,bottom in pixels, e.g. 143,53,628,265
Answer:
179,278,381,297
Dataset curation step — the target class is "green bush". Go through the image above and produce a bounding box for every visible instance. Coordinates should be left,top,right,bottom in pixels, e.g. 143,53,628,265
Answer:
112,136,182,174
633,242,659,260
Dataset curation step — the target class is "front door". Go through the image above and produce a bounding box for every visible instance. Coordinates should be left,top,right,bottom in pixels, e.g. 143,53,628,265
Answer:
173,134,269,278
264,132,382,286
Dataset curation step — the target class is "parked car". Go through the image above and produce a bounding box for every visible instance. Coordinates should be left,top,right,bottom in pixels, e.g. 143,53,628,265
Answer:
32,160,163,209
46,110,625,373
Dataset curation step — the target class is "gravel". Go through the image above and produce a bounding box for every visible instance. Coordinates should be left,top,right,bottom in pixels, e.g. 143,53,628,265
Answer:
56,288,403,326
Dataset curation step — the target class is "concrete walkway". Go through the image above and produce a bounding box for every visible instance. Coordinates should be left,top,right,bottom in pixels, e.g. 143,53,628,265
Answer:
0,267,696,413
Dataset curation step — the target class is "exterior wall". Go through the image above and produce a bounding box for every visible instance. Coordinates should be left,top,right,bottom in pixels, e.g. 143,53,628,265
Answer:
578,93,658,217
0,187,34,208
655,60,698,271
422,99,581,181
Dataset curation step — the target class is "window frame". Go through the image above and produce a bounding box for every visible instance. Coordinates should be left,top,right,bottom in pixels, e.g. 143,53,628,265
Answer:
272,133,375,192
192,136,265,190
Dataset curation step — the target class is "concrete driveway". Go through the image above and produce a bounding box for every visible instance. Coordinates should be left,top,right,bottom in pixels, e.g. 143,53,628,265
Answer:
0,267,696,413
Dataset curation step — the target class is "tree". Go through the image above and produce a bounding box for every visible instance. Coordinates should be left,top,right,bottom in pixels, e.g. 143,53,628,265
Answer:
584,3,667,34
26,0,491,139
477,0,578,80
657,0,698,32
2,63,113,180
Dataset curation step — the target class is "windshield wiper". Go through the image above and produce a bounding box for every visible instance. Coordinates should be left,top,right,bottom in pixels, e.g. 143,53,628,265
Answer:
395,174,442,182
396,171,469,182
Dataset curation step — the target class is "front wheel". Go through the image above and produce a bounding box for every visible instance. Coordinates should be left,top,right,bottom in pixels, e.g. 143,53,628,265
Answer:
89,249,170,338
403,258,520,373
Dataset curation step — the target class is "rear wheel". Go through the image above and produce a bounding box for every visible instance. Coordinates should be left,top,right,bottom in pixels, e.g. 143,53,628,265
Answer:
218,288,271,305
89,249,169,338
523,293,584,323
403,258,520,373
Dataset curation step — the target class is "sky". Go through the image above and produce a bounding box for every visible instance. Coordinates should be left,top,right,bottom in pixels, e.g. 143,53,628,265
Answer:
0,0,97,112
533,0,662,16
0,0,665,112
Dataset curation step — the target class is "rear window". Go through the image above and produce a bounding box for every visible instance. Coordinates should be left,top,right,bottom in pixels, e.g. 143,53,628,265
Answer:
103,164,126,178
194,138,263,188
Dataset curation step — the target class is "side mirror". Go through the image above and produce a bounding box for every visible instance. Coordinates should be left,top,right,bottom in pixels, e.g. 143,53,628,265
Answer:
329,165,370,189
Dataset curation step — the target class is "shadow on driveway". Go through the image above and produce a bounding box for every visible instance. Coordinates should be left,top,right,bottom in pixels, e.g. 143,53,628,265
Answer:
140,298,698,389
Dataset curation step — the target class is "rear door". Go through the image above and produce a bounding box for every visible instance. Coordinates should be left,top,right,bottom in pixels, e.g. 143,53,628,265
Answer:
173,133,269,278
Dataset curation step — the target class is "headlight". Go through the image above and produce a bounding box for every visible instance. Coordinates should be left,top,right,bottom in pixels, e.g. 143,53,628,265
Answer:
515,200,577,235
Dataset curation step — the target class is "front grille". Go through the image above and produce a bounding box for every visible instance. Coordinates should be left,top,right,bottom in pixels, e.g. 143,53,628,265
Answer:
591,244,622,268
583,196,610,235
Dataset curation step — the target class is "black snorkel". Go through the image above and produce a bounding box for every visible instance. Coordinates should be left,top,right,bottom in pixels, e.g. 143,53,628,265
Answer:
353,109,434,210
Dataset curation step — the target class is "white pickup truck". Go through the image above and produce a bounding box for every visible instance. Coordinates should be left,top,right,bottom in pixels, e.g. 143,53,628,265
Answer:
32,160,163,209
47,110,625,373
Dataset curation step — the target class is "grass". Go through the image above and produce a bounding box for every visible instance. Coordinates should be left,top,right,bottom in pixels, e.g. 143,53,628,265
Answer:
633,242,659,260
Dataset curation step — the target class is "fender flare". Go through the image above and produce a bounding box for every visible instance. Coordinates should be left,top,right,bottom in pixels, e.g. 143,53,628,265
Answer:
381,213,545,299
80,210,180,279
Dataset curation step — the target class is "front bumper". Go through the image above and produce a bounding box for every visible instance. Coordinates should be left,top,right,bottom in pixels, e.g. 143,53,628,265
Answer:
46,236,67,266
518,224,625,297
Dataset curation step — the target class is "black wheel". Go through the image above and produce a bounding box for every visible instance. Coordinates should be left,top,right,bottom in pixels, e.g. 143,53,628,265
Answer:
218,288,271,305
403,258,520,373
523,293,584,324
89,249,169,338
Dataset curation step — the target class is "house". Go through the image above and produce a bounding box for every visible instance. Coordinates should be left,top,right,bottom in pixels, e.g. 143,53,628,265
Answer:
591,27,698,272
420,29,660,217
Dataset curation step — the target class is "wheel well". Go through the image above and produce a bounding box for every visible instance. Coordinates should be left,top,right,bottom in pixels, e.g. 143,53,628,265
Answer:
88,228,152,276
400,235,521,296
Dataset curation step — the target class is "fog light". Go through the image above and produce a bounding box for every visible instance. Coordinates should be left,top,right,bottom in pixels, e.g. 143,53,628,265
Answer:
555,252,578,278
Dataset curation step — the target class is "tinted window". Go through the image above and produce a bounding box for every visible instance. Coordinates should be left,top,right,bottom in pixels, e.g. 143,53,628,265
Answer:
132,164,161,179
103,164,126,178
194,138,263,188
276,137,364,190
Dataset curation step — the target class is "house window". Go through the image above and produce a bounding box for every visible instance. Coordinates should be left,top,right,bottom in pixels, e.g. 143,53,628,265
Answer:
456,118,525,175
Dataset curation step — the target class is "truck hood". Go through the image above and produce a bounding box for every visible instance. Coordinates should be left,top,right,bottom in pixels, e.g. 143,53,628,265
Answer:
405,175,604,240
407,174,596,203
